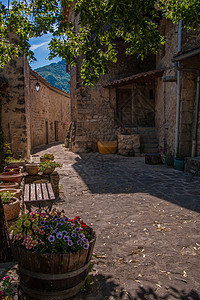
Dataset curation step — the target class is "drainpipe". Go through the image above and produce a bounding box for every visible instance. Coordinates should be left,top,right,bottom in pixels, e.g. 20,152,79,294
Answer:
174,20,183,156
191,72,200,157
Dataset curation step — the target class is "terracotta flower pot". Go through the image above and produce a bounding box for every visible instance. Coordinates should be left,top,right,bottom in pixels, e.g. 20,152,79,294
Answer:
0,172,23,184
3,197,20,221
4,165,21,173
0,188,22,199
42,166,55,175
25,163,39,175
0,182,19,189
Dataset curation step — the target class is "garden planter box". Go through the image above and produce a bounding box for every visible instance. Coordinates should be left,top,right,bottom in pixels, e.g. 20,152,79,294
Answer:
12,235,96,300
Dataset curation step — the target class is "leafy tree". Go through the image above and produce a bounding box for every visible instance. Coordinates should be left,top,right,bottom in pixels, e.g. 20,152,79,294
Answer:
0,0,200,85
0,0,199,86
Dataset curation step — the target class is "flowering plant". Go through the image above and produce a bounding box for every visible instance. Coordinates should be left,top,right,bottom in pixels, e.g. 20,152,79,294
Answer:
0,276,13,300
0,191,14,204
41,153,54,160
10,211,94,254
38,161,62,172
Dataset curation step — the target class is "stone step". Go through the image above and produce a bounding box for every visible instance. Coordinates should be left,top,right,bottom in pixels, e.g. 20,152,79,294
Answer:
140,137,158,143
143,147,159,153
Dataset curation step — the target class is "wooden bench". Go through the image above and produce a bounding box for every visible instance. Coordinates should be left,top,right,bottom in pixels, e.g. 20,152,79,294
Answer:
23,182,55,212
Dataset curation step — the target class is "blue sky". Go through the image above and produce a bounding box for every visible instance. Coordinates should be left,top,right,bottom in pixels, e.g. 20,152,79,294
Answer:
29,34,61,70
2,0,61,69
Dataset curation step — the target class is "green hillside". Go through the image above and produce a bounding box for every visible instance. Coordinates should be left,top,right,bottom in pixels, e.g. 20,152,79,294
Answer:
34,60,70,93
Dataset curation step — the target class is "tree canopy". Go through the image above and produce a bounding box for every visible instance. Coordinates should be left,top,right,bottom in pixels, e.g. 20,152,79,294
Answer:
0,0,199,85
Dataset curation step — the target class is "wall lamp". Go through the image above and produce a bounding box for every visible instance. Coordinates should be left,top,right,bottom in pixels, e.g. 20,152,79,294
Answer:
30,78,40,92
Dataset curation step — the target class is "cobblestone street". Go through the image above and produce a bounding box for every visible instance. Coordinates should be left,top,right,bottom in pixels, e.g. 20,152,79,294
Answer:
29,142,200,299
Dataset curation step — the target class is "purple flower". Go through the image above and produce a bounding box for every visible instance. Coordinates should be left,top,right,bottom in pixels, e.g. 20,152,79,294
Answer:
77,240,82,245
48,235,55,243
53,228,58,234
83,244,89,249
40,221,46,225
68,240,73,246
75,227,80,232
63,235,70,242
47,225,51,229
63,217,69,223
71,232,77,238
56,222,63,227
62,230,68,235
83,238,88,243
56,232,63,239
79,233,84,239
67,222,72,227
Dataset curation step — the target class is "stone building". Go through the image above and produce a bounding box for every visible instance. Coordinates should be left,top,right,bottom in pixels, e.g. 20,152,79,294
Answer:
156,19,200,157
68,6,200,158
0,55,71,158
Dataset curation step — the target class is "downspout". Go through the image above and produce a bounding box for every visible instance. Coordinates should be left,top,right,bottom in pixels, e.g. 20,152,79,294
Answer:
174,20,183,156
191,72,200,157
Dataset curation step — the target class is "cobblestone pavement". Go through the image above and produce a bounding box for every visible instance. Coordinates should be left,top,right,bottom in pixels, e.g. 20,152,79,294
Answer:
2,142,200,300
30,142,200,300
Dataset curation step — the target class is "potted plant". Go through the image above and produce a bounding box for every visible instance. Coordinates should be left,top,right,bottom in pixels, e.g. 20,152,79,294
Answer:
39,160,62,175
4,164,21,172
24,163,39,175
0,188,22,200
10,211,96,299
0,170,23,184
0,182,19,189
0,275,14,299
1,191,20,221
40,153,54,163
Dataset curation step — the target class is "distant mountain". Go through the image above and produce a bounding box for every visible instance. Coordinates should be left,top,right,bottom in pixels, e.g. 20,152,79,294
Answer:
34,60,70,93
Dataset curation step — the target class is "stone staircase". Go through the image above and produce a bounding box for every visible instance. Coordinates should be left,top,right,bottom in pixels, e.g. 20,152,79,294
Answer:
137,127,159,154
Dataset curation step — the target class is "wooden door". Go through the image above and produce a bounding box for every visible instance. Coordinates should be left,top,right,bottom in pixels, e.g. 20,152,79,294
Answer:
116,89,132,127
55,121,59,141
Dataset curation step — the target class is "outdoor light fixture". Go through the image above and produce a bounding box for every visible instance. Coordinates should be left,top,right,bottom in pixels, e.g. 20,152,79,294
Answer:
30,78,40,92
35,81,40,92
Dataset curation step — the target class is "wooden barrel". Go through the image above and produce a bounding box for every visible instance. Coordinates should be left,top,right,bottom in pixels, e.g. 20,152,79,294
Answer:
13,235,95,300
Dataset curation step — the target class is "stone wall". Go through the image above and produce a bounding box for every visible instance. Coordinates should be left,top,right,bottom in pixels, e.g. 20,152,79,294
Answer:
118,134,140,156
0,54,71,158
155,19,178,154
155,19,199,157
71,85,119,152
182,27,200,52
70,38,156,152
179,72,196,155
0,55,31,158
30,71,71,148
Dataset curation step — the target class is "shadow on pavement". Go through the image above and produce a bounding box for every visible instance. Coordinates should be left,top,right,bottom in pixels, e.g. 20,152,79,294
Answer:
72,153,200,213
74,273,200,300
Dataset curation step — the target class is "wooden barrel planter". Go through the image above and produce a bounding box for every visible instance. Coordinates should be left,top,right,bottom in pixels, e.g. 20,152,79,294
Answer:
13,234,95,300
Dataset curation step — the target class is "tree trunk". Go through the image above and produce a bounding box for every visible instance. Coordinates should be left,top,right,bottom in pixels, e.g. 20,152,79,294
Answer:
0,196,12,262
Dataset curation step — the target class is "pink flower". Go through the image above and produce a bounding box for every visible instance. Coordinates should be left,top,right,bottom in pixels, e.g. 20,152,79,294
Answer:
39,229,45,235
3,276,9,280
